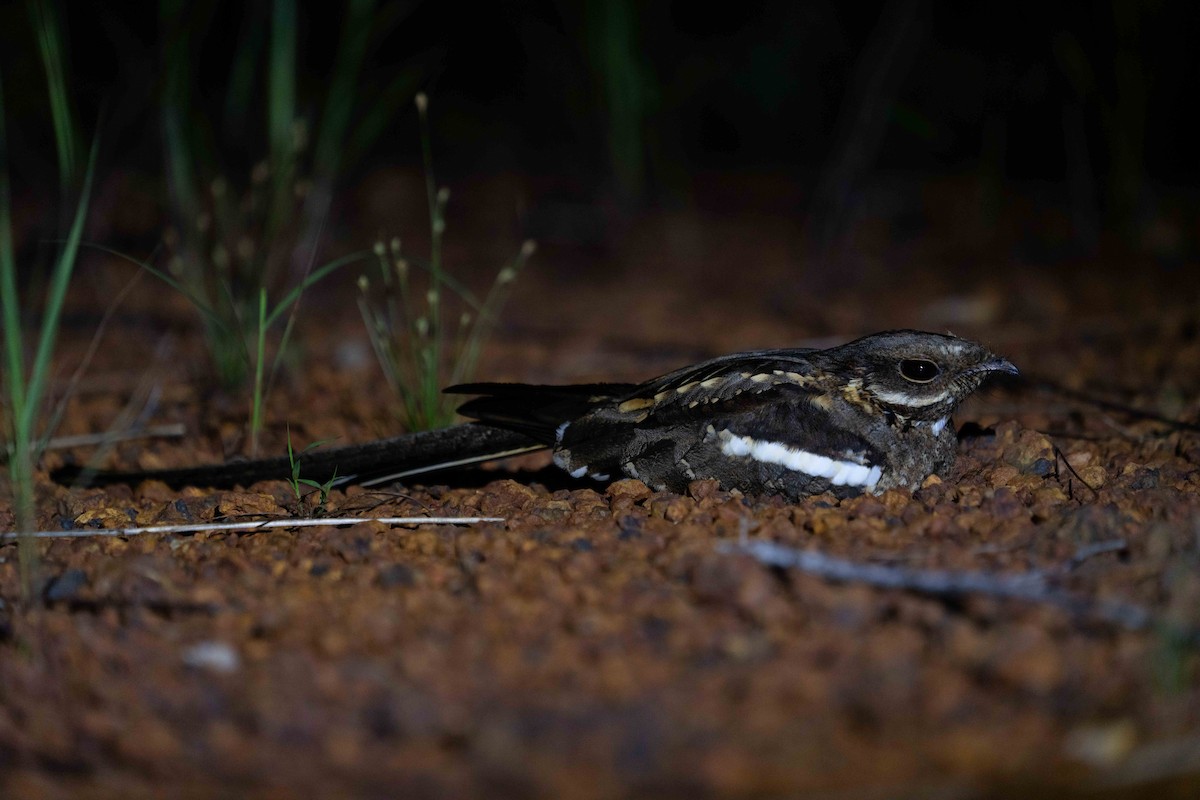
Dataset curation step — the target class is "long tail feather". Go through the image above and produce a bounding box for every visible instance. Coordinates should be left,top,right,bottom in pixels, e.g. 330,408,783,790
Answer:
51,425,544,489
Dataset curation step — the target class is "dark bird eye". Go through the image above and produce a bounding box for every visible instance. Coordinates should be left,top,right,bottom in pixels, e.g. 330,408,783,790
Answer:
899,359,940,383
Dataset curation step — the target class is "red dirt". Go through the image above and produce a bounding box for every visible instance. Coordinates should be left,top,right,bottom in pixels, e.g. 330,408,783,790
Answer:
2,174,1199,798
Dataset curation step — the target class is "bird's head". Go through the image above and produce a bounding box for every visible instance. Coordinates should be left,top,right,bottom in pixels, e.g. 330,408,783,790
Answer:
825,330,1018,421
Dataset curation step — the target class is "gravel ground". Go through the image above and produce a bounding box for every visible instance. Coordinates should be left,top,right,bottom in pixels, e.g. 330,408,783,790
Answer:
2,191,1199,798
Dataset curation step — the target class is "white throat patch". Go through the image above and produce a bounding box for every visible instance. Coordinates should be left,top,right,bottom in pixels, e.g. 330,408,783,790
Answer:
719,431,882,489
872,387,952,409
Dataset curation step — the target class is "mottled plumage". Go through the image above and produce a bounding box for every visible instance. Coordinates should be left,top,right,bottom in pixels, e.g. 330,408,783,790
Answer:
453,330,1017,499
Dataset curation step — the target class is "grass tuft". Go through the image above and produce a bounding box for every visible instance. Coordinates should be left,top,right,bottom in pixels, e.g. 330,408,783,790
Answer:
358,94,535,431
157,0,417,450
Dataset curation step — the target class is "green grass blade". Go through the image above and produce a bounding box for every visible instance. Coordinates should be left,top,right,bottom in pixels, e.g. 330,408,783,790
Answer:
263,250,368,328
20,135,99,439
29,0,78,192
223,3,268,141
80,244,231,339
250,287,267,453
312,0,374,183
1,68,96,598
265,0,298,250
268,0,297,170
162,109,201,229
160,2,201,227
0,74,27,412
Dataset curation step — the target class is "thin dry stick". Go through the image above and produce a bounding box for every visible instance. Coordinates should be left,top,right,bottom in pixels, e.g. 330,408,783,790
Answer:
721,539,1164,636
1028,375,1200,434
39,423,187,452
2,515,505,540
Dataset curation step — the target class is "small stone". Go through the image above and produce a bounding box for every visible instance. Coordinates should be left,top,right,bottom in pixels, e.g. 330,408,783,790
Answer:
1063,720,1137,766
1065,450,1093,469
535,499,572,520
182,641,240,674
479,480,540,515
135,480,177,503
1003,428,1056,474
377,563,417,588
988,465,1020,487
1079,465,1107,488
43,568,88,602
1124,466,1160,490
649,493,692,522
74,506,134,529
606,479,652,504
216,492,283,517
1029,458,1054,476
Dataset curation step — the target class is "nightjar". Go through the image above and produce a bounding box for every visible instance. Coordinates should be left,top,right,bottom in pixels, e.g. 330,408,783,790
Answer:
451,329,1017,500
55,330,1015,499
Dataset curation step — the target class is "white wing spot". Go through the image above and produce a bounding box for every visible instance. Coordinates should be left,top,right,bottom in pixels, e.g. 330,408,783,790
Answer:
569,465,588,479
555,421,571,443
930,417,948,436
718,431,881,489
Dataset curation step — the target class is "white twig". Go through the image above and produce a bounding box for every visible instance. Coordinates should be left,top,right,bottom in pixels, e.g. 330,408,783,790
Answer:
2,516,504,540
720,539,1157,633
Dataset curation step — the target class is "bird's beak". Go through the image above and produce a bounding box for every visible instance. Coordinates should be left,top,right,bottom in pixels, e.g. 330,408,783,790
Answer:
979,357,1019,376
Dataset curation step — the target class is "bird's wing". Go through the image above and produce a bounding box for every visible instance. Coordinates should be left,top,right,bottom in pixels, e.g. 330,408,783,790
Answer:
558,351,887,488
601,349,829,422
448,382,638,442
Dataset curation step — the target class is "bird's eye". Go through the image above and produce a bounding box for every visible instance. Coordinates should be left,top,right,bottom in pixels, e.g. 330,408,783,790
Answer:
899,359,940,383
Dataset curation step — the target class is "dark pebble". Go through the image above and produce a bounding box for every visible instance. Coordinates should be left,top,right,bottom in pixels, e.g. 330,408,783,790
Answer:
377,563,417,588
44,568,88,602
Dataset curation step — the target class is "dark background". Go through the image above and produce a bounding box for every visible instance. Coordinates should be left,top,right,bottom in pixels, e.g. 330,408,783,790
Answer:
3,0,1199,265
